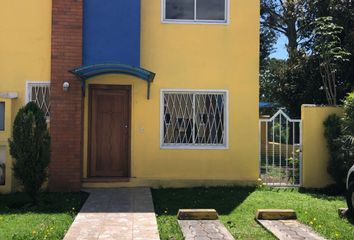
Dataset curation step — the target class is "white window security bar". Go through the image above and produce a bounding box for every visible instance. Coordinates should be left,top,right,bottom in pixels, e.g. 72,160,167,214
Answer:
26,82,51,119
161,90,228,149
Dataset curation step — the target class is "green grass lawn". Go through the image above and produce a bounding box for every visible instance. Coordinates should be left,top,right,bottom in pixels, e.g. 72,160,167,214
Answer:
0,192,88,240
152,187,354,240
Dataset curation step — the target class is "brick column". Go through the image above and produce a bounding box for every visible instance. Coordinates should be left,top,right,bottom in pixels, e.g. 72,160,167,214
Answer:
50,0,83,191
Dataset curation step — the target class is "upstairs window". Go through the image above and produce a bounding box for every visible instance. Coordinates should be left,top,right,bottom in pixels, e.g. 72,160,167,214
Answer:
163,0,228,24
26,82,51,119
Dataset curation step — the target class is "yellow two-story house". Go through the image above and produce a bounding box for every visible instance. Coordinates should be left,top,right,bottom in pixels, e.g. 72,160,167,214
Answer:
0,0,260,192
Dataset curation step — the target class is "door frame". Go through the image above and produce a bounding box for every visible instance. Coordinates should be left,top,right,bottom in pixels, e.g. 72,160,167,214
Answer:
88,84,132,178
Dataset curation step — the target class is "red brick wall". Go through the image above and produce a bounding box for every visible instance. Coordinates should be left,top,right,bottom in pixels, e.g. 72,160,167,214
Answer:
49,0,83,191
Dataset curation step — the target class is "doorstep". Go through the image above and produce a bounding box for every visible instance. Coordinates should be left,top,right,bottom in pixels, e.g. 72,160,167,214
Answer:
82,177,131,183
81,177,140,188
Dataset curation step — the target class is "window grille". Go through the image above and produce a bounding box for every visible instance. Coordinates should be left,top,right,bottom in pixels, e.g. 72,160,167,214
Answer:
26,82,50,118
161,90,227,148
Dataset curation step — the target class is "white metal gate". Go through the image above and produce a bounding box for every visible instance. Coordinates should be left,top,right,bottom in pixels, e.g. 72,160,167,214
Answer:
259,109,302,186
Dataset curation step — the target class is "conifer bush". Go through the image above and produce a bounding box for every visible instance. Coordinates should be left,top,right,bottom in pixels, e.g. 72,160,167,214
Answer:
9,102,50,203
324,92,354,187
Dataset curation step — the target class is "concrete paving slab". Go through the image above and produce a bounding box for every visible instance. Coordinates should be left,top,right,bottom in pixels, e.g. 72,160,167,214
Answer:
64,188,160,240
178,220,235,240
257,219,326,240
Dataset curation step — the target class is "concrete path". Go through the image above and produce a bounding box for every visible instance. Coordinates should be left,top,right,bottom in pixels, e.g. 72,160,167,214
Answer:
64,188,160,240
257,220,326,240
178,220,235,240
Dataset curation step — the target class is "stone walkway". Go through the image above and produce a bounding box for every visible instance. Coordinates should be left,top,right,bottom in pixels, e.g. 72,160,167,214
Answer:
64,188,160,240
178,220,235,240
257,220,326,240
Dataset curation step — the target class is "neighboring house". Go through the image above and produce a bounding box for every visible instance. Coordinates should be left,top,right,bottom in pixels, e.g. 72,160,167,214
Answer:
0,0,260,192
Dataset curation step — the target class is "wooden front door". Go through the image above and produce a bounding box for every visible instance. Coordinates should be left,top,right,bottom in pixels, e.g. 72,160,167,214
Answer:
89,85,131,177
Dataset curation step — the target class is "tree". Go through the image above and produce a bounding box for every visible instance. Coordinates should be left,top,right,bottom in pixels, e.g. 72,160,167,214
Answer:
260,0,353,116
261,0,315,60
260,56,327,117
329,0,354,97
313,17,351,105
260,26,277,66
260,0,321,117
260,58,286,102
9,102,50,204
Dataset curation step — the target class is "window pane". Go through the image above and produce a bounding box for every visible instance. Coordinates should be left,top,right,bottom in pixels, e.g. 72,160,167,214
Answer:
165,0,195,20
0,102,4,131
196,0,225,21
195,94,225,144
163,93,194,144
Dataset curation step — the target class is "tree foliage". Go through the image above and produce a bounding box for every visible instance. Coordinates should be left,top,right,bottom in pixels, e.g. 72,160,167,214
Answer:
260,0,354,116
261,0,315,60
260,56,326,117
313,16,351,105
343,92,354,145
9,102,50,204
260,26,277,66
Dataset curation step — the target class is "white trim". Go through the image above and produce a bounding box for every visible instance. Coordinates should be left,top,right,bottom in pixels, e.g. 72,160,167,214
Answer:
25,81,50,104
161,0,230,25
0,92,18,99
161,145,228,150
160,89,229,150
161,89,229,93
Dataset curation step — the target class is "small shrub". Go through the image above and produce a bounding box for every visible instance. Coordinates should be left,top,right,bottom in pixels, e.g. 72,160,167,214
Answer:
343,92,354,144
324,114,343,184
324,92,354,187
342,92,354,173
9,102,50,204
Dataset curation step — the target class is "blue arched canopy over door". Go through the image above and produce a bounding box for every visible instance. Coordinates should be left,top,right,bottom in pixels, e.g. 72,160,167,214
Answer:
70,63,155,99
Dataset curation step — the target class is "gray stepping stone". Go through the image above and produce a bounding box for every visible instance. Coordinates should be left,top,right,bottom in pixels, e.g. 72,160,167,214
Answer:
257,219,326,240
178,220,235,240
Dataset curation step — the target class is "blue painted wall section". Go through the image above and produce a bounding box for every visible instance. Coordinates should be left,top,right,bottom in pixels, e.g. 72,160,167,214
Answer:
83,0,141,66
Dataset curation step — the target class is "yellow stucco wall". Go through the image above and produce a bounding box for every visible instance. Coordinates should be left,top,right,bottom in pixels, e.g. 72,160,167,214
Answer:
82,0,260,186
302,105,343,188
0,1,52,104
0,1,51,192
0,0,260,190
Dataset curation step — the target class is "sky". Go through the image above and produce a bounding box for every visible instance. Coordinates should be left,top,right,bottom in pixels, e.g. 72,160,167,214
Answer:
269,35,288,59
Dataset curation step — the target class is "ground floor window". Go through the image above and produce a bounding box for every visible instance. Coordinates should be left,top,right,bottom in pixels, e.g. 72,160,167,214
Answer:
26,82,50,119
161,90,228,149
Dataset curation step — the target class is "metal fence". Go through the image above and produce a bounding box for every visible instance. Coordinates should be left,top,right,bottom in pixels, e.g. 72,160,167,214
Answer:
259,109,302,186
